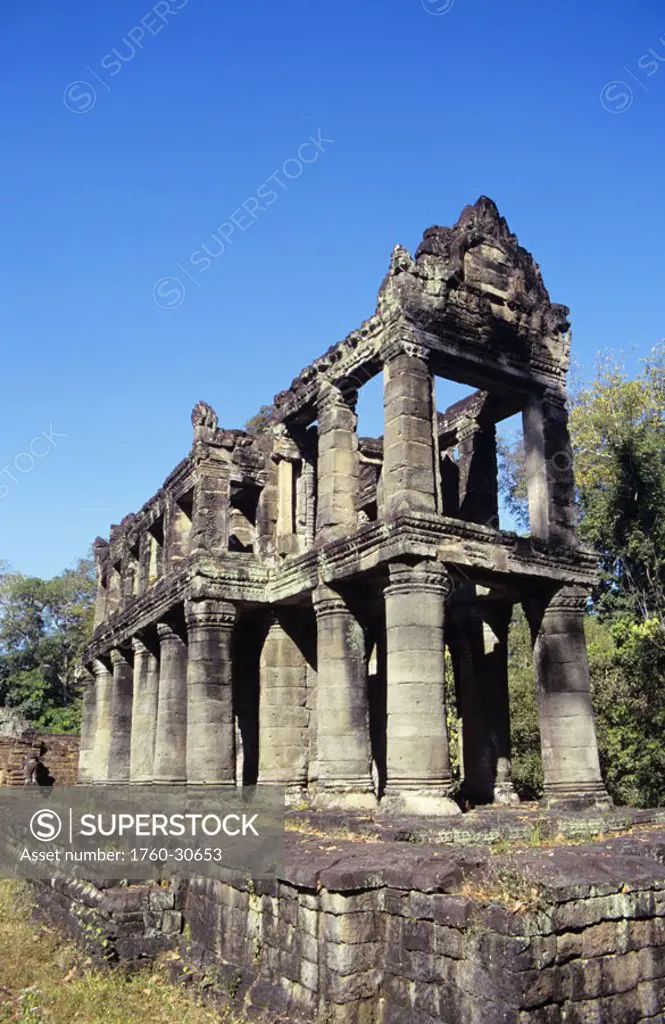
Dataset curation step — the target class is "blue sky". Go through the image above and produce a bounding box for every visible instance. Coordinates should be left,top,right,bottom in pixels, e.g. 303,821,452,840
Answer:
1,0,664,578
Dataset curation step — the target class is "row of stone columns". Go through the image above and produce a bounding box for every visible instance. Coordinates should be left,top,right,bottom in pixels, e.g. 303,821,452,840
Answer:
309,568,609,812
80,575,609,810
81,600,238,787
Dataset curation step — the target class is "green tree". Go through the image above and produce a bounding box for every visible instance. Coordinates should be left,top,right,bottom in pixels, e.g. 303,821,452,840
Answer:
506,607,542,800
0,557,95,732
590,616,665,807
244,405,273,435
570,347,665,622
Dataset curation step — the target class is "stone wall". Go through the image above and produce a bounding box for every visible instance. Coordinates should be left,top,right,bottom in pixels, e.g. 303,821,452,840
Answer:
181,846,665,1024
31,825,665,1023
33,876,184,961
0,734,80,786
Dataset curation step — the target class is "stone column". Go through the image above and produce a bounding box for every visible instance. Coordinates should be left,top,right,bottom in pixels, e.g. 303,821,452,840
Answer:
524,587,611,809
451,595,519,806
185,600,236,785
167,494,192,565
311,584,375,809
315,383,359,543
153,621,188,784
107,648,133,784
522,393,577,546
302,458,316,549
90,659,113,783
258,614,309,799
382,341,437,519
93,539,110,630
277,459,295,536
129,636,160,783
190,449,231,558
121,554,137,605
382,561,460,815
457,419,499,527
542,392,577,546
77,667,96,783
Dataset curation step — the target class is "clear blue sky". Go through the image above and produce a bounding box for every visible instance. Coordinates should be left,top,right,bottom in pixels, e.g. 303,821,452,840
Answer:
1,0,663,578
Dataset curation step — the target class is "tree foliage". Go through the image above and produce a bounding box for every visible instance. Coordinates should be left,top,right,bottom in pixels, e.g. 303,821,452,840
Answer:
570,347,665,622
244,405,273,436
0,558,95,732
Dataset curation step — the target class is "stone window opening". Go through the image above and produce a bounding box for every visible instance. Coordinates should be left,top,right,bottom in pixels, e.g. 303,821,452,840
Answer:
229,482,260,553
355,372,383,526
366,635,387,798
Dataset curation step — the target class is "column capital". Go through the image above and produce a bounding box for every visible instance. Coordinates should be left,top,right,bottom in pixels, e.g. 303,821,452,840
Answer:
544,586,588,614
270,423,301,462
317,381,358,414
456,417,482,445
131,636,149,656
74,662,95,686
381,336,429,364
157,621,185,644
386,561,453,599
185,598,236,631
110,647,131,668
312,583,348,618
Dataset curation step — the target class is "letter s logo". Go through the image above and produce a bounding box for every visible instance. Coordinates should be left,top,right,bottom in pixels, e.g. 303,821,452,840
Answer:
30,809,62,842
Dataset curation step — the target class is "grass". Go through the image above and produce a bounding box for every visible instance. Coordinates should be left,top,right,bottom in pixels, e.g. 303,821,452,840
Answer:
460,865,546,912
0,880,249,1024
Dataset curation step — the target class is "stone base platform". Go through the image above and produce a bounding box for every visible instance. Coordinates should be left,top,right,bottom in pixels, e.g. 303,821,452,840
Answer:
31,806,665,1024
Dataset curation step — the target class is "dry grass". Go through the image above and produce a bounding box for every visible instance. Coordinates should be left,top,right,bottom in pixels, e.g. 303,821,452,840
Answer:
460,867,546,912
0,880,248,1023
284,818,378,843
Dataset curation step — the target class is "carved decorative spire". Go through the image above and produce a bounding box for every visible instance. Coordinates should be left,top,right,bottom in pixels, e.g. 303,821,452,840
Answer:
191,400,218,442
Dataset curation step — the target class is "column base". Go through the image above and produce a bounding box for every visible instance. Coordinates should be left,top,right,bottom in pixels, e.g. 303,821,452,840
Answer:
312,782,377,812
257,780,308,808
185,779,237,788
540,784,613,812
379,786,461,817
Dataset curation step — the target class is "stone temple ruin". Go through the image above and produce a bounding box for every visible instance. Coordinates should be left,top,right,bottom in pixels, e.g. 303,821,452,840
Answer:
80,196,611,815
